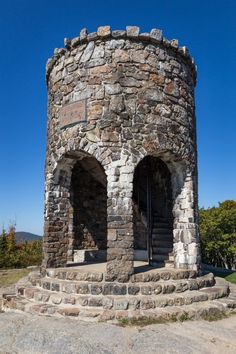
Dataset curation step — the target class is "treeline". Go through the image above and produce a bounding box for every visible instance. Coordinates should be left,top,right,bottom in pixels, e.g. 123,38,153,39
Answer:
199,200,236,270
0,226,42,268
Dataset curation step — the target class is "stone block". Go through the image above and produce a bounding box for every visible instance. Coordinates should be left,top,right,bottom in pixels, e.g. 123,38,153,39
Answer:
103,283,127,295
128,285,140,295
97,26,111,37
80,28,87,41
58,308,80,316
51,283,60,292
140,299,155,310
51,294,62,304
114,299,129,310
126,26,140,37
100,310,115,321
141,286,152,295
76,284,89,294
103,297,114,309
162,284,175,294
112,30,126,38
150,28,163,42
90,284,103,295
88,297,103,307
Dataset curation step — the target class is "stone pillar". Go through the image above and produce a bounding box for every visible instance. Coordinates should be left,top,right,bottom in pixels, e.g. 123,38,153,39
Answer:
172,167,201,271
106,164,134,282
42,168,72,269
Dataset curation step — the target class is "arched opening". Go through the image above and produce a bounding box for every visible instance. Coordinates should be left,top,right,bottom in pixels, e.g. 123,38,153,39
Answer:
70,156,107,263
133,156,173,267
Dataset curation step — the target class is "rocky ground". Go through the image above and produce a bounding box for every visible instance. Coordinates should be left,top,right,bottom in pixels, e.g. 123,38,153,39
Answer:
0,310,236,354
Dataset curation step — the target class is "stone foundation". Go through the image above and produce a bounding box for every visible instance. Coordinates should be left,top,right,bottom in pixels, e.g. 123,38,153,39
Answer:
2,267,236,322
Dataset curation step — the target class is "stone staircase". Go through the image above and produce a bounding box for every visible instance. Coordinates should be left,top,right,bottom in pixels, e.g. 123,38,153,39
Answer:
151,216,174,267
2,267,236,322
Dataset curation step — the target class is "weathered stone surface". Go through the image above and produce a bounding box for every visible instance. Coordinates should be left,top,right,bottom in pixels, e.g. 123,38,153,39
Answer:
80,28,87,41
80,42,95,62
111,30,126,38
128,285,140,295
103,284,127,295
97,26,111,37
114,299,129,310
126,26,140,37
150,28,163,42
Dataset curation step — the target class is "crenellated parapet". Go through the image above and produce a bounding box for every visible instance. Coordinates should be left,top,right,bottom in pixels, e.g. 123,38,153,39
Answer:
46,25,197,84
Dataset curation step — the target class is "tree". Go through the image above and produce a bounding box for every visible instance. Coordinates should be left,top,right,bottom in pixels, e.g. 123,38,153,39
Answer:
0,228,7,253
0,226,42,268
199,200,236,269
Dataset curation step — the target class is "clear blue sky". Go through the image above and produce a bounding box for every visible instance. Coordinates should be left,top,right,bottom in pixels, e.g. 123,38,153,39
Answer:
0,0,235,235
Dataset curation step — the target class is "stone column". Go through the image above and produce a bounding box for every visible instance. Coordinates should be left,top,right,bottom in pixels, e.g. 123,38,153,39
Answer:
42,168,72,269
106,164,134,282
172,167,201,271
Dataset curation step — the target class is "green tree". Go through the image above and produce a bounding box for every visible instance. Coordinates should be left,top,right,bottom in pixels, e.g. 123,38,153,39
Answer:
0,229,8,268
199,200,236,269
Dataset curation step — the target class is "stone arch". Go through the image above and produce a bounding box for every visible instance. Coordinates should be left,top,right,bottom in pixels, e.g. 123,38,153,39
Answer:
69,155,107,263
132,155,174,266
43,148,109,267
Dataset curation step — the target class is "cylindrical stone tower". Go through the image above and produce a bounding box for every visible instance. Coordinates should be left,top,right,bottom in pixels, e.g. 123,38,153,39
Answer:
43,26,200,282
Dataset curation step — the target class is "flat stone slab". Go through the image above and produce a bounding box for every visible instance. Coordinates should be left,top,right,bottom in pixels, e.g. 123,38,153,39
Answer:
1,311,236,354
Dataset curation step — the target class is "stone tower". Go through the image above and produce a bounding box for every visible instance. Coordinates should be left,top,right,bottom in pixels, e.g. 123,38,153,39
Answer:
4,26,233,323
43,25,200,282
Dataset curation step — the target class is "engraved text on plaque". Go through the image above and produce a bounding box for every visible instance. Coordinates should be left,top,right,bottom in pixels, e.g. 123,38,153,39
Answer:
59,99,87,128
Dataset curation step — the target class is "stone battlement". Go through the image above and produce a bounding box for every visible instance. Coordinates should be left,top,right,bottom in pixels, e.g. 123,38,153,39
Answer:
46,25,197,84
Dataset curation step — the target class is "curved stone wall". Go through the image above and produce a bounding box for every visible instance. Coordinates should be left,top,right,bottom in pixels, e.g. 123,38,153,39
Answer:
44,26,200,281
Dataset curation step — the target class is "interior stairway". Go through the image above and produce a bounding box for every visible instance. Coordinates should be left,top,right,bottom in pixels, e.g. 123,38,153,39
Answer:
151,214,174,268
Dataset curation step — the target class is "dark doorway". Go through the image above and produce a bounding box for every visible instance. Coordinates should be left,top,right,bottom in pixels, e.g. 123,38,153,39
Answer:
133,156,173,266
70,157,107,263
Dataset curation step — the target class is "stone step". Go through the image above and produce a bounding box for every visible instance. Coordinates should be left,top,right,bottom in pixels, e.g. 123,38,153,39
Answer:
22,287,218,308
152,235,173,241
45,268,104,282
19,283,229,308
28,272,216,296
152,240,173,248
152,247,173,255
152,228,172,235
3,286,231,322
41,267,201,283
152,254,174,262
151,261,174,269
152,215,171,222
152,222,171,229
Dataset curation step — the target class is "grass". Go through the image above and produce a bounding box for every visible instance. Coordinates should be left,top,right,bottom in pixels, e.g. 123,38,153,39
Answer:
0,268,31,288
201,312,229,322
117,312,190,327
117,317,167,327
210,269,236,284
224,273,236,284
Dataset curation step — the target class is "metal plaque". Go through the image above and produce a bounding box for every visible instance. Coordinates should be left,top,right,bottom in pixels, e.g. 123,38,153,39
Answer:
59,99,87,128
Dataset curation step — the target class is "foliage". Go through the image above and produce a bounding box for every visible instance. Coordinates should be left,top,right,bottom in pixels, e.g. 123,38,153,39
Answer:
0,226,42,269
199,200,236,270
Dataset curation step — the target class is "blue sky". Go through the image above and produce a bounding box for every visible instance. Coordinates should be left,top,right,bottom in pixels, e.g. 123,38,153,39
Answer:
0,0,235,235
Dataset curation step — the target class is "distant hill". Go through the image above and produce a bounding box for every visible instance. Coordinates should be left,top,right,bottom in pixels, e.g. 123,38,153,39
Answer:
15,232,42,243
